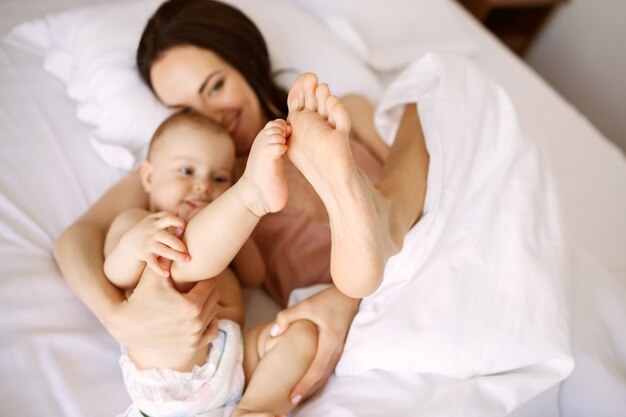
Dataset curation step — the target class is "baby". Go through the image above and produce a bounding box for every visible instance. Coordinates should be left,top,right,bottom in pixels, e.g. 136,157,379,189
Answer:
104,112,317,417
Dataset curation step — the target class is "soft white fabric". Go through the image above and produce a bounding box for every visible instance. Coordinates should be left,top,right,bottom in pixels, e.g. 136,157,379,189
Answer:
118,319,244,417
2,0,626,415
336,52,574,414
4,0,383,170
287,0,480,70
287,284,331,307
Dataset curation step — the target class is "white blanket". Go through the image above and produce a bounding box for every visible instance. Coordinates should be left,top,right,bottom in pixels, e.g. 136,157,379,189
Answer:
336,53,574,415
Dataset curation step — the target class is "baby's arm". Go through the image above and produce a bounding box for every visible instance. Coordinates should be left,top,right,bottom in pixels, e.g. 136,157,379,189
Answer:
104,208,151,289
231,238,266,288
170,120,289,283
104,209,188,289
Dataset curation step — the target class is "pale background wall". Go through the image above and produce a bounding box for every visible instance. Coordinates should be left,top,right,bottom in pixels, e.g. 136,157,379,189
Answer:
525,0,626,155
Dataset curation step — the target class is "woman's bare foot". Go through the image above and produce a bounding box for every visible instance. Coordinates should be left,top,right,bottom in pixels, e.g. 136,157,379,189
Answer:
286,73,400,298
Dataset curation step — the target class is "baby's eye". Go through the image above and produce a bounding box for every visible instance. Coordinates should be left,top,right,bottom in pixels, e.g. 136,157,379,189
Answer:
212,175,230,183
178,167,193,176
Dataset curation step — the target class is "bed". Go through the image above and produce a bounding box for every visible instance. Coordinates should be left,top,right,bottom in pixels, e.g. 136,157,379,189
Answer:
1,0,625,416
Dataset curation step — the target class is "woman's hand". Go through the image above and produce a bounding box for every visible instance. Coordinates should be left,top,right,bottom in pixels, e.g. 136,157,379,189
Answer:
107,268,220,354
271,285,360,403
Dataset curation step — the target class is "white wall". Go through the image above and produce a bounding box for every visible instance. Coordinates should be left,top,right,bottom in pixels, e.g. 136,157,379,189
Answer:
525,0,626,154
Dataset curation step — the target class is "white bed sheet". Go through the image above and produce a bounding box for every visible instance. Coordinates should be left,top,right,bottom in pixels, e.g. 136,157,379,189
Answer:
0,0,624,416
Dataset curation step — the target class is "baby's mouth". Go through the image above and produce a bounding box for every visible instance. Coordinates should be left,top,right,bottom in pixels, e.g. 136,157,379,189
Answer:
184,199,209,210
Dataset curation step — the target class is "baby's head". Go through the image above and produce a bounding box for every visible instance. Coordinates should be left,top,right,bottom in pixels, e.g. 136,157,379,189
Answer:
140,112,236,220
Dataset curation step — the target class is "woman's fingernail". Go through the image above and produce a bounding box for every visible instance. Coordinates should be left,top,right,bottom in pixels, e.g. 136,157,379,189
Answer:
291,394,302,405
270,324,280,337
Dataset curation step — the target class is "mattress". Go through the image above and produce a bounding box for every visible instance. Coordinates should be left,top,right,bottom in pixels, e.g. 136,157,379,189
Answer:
0,0,624,416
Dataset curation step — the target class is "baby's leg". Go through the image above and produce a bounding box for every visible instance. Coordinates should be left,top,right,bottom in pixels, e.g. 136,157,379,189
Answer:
287,73,427,298
232,320,318,417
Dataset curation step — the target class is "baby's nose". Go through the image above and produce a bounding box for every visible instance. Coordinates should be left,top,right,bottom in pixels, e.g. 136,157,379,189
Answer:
194,178,211,192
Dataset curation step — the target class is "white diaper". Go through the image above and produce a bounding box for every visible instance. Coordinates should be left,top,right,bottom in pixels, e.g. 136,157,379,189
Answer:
117,319,244,417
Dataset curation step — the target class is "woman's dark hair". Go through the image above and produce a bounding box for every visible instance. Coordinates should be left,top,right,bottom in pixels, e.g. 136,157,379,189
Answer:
137,0,288,119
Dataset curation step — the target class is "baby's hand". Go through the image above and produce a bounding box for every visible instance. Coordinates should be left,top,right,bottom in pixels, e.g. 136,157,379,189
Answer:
241,119,290,216
120,211,190,277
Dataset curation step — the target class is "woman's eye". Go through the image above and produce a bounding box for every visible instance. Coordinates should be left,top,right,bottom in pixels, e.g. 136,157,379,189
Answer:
208,79,224,95
178,167,193,175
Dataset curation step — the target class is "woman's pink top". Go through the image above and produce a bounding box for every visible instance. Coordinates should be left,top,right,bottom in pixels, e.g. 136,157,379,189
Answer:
253,140,383,305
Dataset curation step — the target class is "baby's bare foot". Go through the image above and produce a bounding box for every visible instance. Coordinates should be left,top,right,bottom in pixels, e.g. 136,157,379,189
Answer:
286,73,399,298
240,120,290,217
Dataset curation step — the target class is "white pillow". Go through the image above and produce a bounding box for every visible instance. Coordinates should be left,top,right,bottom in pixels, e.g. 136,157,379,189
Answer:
287,0,480,71
4,0,383,170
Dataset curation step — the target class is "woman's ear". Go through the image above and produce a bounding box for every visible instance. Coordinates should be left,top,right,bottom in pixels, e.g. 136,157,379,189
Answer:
139,161,153,193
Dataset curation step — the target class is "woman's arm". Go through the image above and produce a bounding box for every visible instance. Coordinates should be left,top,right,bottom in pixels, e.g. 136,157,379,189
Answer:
271,285,360,403
53,172,219,351
54,172,147,330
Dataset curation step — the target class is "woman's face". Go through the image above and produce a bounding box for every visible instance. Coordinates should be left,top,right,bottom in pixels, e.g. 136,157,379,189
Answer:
150,45,267,155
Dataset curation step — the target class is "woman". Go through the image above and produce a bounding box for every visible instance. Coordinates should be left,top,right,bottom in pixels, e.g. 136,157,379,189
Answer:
53,0,429,404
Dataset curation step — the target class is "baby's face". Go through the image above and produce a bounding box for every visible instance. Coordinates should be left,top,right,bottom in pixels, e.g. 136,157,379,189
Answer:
144,123,236,220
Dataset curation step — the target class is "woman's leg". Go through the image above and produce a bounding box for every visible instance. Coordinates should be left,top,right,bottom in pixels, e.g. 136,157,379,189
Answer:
233,320,318,417
377,102,429,242
287,73,428,298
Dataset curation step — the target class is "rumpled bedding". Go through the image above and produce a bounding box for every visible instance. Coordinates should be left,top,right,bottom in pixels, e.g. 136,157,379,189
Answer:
336,53,574,415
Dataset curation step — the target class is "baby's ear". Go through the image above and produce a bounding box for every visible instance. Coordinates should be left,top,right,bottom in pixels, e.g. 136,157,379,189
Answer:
139,161,153,193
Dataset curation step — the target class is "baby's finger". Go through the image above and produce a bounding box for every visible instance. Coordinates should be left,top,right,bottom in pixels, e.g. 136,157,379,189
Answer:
156,230,188,253
152,242,190,263
147,254,169,277
155,214,186,230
